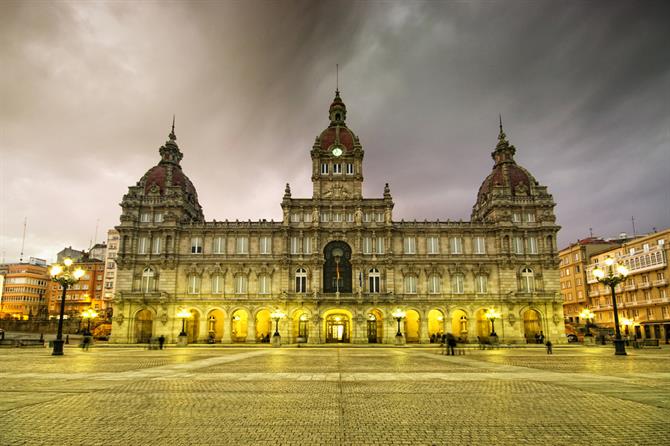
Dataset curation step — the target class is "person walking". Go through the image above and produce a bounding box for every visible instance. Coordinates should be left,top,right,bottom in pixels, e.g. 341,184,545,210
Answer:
545,339,553,354
158,335,165,350
446,333,456,356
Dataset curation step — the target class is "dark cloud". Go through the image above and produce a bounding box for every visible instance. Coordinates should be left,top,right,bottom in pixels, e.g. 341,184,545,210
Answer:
1,0,669,262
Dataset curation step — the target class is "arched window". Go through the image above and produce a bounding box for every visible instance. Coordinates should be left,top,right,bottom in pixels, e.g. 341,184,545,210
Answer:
521,268,535,292
188,275,201,294
295,268,307,293
211,274,223,294
428,274,441,294
369,268,380,293
141,267,155,293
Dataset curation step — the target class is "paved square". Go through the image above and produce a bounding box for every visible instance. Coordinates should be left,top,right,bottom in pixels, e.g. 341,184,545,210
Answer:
1,345,669,445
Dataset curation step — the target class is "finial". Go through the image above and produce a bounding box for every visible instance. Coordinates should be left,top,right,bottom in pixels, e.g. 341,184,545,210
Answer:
336,63,339,94
499,114,502,133
169,115,176,141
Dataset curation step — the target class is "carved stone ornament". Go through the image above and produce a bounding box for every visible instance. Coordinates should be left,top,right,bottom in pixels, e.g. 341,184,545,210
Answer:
507,313,516,326
160,313,168,325
114,314,125,325
553,314,561,325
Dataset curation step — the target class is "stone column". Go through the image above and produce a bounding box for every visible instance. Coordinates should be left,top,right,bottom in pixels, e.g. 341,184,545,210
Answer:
246,316,256,343
352,314,366,344
221,318,232,344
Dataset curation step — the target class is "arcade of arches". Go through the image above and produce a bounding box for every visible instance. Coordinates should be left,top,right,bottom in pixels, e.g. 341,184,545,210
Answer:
126,305,554,344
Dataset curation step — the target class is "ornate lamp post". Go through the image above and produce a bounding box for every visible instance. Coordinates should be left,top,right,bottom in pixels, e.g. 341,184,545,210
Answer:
580,308,595,337
392,308,406,345
593,257,629,355
270,309,286,347
81,308,98,335
485,308,501,337
176,308,191,345
49,258,85,356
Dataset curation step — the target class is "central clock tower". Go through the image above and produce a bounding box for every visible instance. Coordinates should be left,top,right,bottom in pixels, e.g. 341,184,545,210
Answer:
311,90,364,200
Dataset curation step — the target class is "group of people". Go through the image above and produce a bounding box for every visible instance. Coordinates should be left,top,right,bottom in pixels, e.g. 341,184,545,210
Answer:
147,335,166,350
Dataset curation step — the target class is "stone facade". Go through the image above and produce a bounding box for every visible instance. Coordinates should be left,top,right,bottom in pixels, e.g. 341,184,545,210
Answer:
110,92,563,344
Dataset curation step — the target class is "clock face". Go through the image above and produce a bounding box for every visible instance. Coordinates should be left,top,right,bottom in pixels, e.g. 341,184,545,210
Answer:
332,146,343,157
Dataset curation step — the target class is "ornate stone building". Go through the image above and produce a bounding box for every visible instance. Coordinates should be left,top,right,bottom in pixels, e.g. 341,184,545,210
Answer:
110,91,563,344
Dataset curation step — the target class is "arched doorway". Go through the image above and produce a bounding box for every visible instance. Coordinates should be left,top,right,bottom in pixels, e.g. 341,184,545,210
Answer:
325,313,351,343
323,241,352,293
428,309,445,342
523,309,542,342
207,309,224,342
292,310,310,343
231,309,248,343
367,309,383,343
475,309,490,340
255,309,272,342
405,309,421,343
184,310,200,343
134,309,153,343
451,309,469,341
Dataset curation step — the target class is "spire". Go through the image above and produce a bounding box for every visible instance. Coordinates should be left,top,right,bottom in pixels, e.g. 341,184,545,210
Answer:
336,63,339,95
169,115,176,141
491,116,516,165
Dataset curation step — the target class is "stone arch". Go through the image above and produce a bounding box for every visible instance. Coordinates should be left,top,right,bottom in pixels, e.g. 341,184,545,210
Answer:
427,309,445,340
230,307,250,343
291,308,312,343
323,241,353,293
134,308,154,343
366,308,384,343
254,308,273,342
522,308,543,343
450,308,469,341
404,309,421,343
206,308,225,342
322,308,354,343
182,307,201,343
474,308,491,340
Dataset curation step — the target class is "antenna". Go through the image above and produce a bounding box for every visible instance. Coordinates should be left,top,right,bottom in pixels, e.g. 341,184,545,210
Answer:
336,63,339,92
631,216,637,236
589,227,593,238
19,217,27,263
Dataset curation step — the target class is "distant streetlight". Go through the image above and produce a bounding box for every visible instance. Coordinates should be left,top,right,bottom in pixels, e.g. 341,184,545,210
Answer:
485,308,501,337
580,308,595,337
271,310,286,347
592,257,629,355
81,308,98,335
392,309,406,345
176,309,191,337
49,258,85,356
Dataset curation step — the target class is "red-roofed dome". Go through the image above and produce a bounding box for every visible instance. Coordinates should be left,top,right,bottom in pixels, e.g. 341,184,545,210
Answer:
317,90,359,153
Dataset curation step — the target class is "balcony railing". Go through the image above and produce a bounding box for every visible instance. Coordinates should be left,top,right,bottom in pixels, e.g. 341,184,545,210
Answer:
653,279,668,287
586,245,667,283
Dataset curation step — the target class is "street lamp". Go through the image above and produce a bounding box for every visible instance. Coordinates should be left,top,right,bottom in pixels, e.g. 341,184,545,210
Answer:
271,310,285,337
176,308,191,337
49,258,85,356
392,308,406,342
580,308,595,337
485,308,501,337
593,257,629,355
81,308,98,335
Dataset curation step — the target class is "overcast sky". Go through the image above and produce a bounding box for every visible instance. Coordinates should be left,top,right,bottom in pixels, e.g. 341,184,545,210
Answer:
1,0,669,264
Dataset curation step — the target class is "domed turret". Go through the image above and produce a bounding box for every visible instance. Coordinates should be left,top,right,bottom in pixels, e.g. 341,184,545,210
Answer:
317,90,359,155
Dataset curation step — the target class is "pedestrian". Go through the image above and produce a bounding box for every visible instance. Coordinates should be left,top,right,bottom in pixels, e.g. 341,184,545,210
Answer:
545,339,553,354
446,333,456,356
65,334,69,344
538,331,545,344
158,335,165,350
82,334,91,351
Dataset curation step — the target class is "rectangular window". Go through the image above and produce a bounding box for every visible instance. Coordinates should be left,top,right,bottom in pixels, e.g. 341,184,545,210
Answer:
376,237,385,255
404,276,417,294
473,236,486,254
235,276,247,294
525,212,536,223
154,213,163,223
333,163,342,174
512,213,521,223
188,276,200,294
291,213,301,223
138,237,148,254
303,212,312,223
528,237,538,254
363,237,372,254
191,237,203,254
290,237,300,254
303,237,312,254
320,212,330,222
476,276,488,294
428,276,440,294
513,237,524,254
152,237,161,255
427,236,439,255
211,275,223,294
321,163,328,174
404,237,416,254
369,275,380,293
235,237,248,254
140,213,151,222
333,213,343,222
260,236,271,255
346,163,354,175
346,213,354,223
643,243,650,252
258,276,270,294
452,275,464,294
364,212,372,222
376,212,384,223
449,237,463,254
212,236,225,254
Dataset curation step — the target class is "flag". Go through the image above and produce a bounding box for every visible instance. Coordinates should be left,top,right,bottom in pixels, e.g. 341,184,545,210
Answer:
359,271,363,287
336,262,340,280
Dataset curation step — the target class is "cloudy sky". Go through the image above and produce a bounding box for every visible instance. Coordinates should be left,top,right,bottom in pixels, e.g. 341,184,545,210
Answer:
1,0,669,263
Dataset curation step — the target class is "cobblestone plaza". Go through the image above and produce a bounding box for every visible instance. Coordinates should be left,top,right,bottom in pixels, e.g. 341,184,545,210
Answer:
1,345,669,445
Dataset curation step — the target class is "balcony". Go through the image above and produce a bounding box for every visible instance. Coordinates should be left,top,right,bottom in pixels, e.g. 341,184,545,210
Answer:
653,279,668,287
638,282,651,290
624,284,637,291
